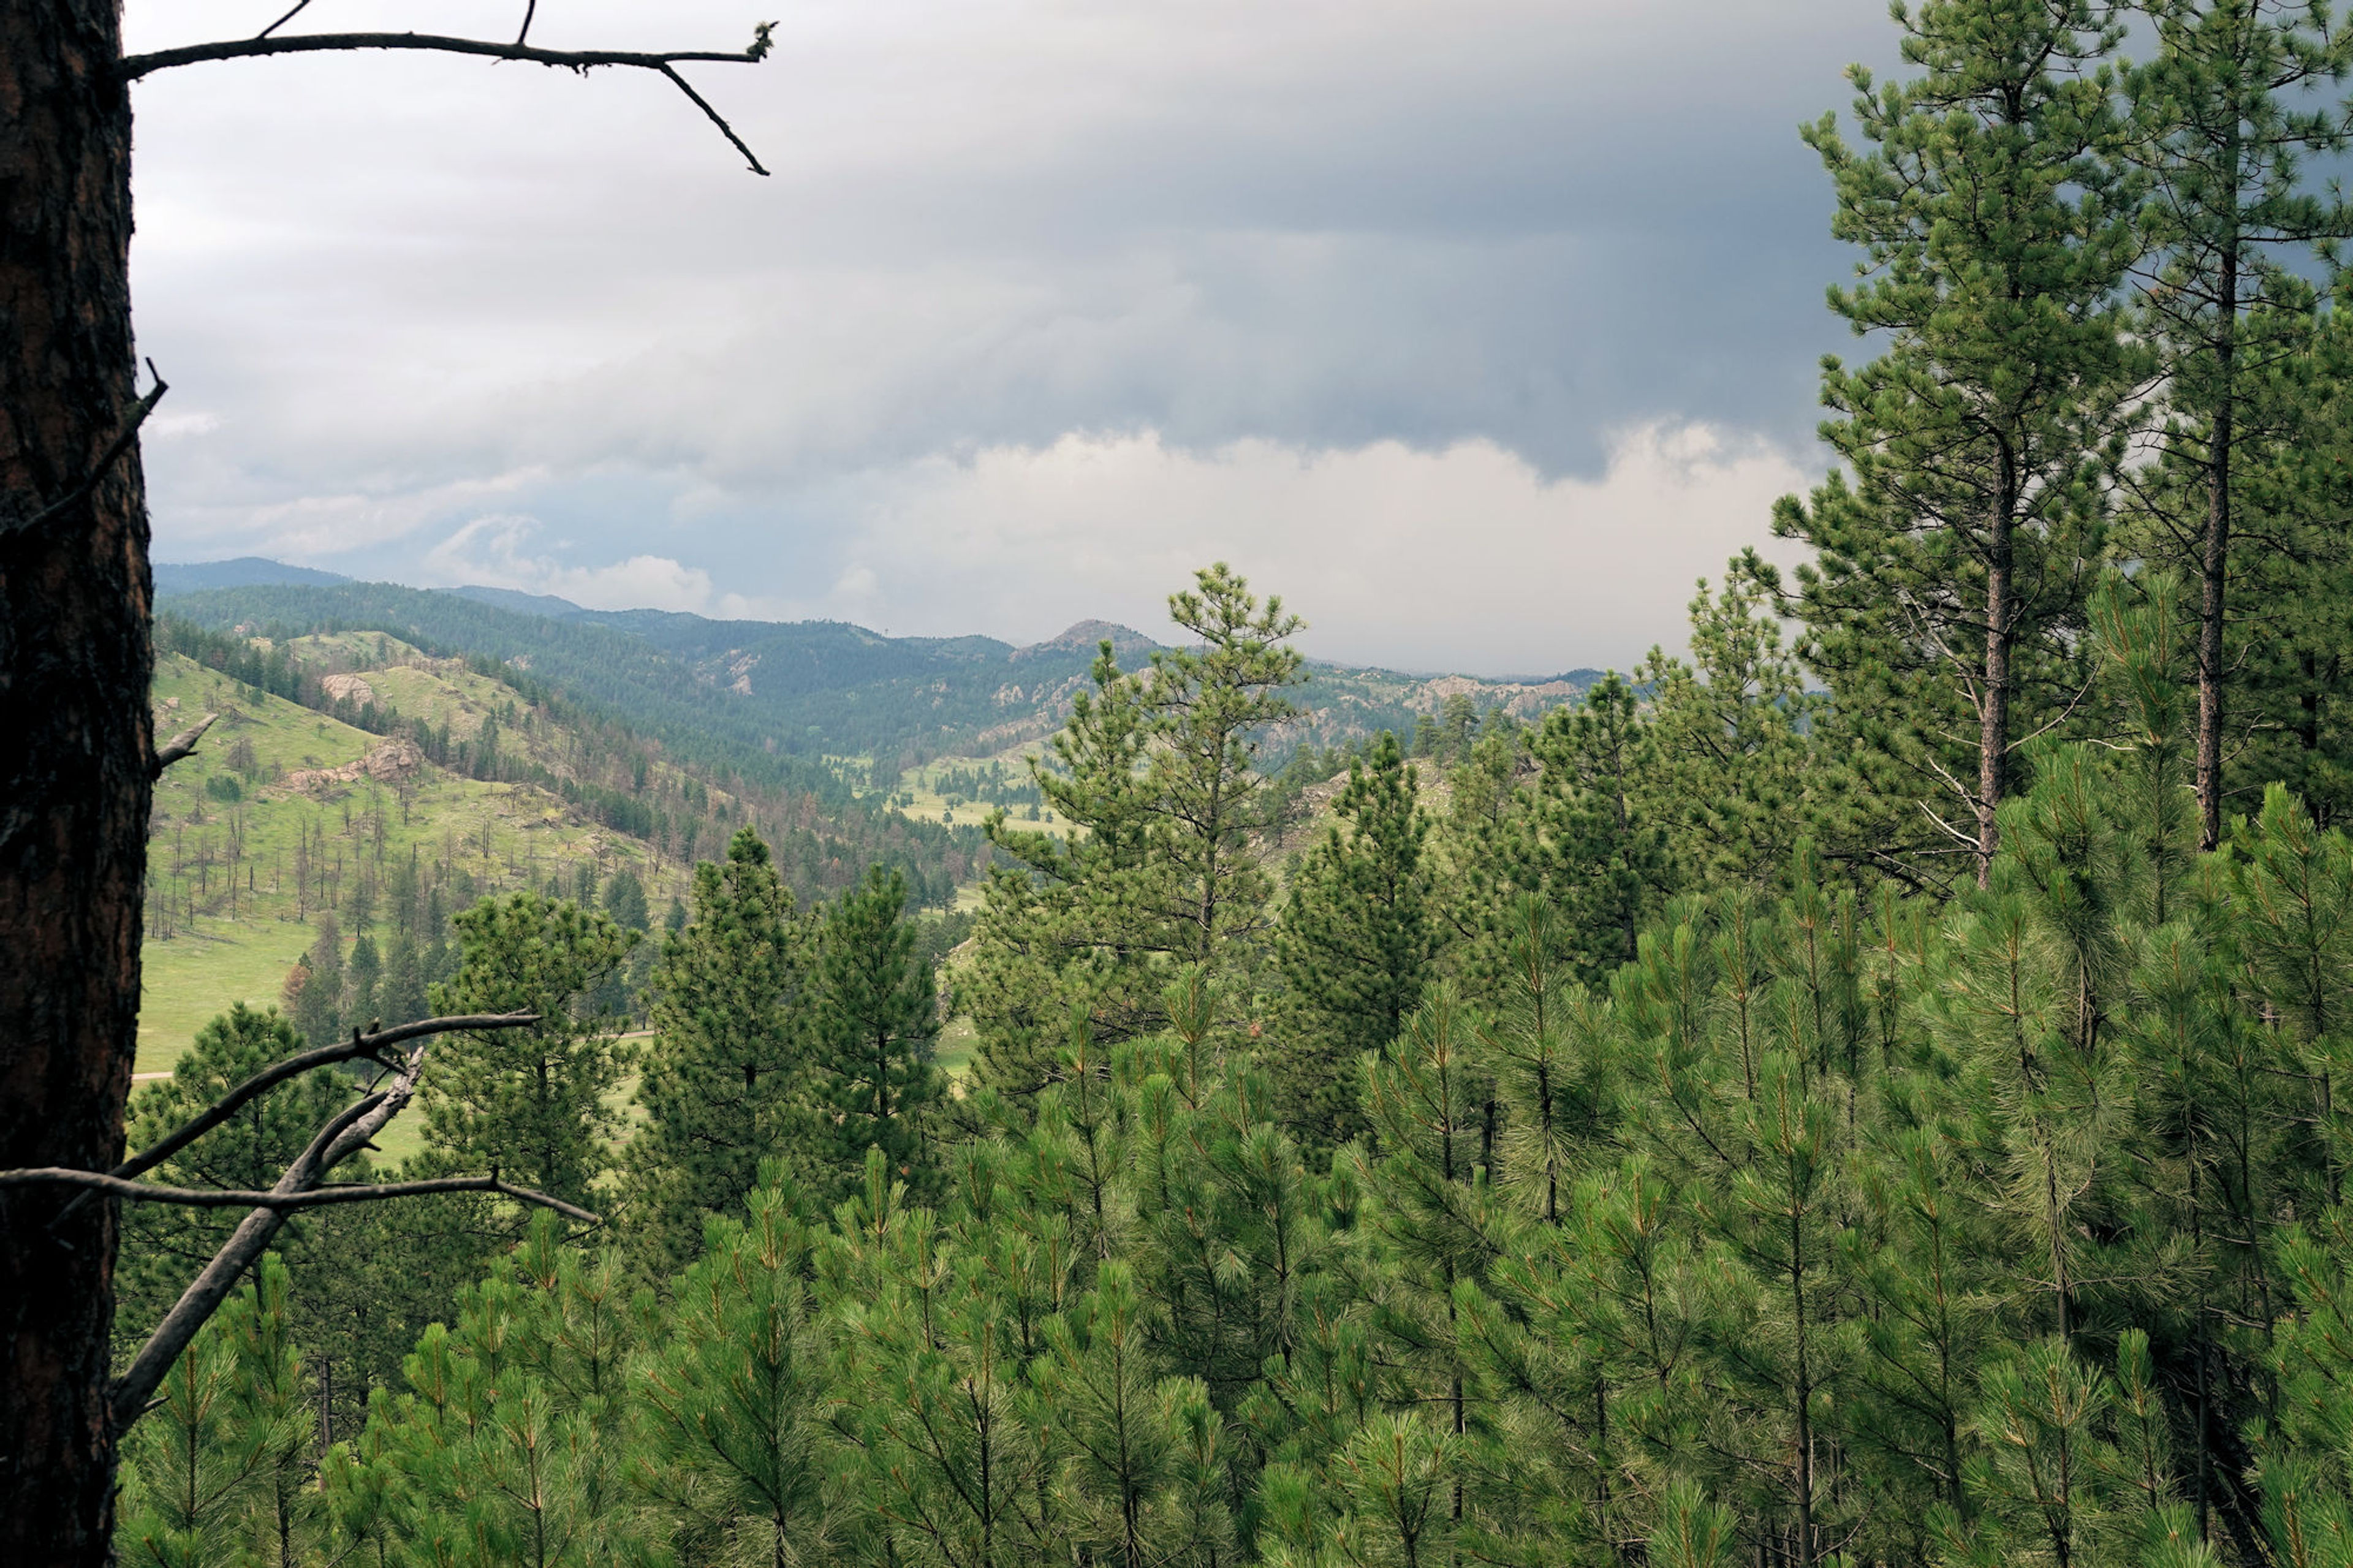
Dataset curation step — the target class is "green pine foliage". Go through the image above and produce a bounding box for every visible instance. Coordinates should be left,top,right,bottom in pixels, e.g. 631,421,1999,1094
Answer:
1773,0,2143,884
624,826,816,1273
1273,730,1441,1148
423,891,637,1210
112,5,2353,1564
811,864,947,1203
969,564,1305,1103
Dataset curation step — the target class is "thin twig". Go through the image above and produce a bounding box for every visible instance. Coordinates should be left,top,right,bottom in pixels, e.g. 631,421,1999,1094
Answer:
515,0,536,48
257,0,316,40
659,62,771,175
0,1168,596,1224
118,29,775,175
7,360,167,537
152,714,219,778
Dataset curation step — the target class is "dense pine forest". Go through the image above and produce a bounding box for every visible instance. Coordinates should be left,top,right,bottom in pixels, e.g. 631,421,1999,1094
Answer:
94,3,2353,1567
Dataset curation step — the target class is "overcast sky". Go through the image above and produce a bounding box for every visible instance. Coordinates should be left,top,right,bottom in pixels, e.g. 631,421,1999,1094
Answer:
127,0,1895,675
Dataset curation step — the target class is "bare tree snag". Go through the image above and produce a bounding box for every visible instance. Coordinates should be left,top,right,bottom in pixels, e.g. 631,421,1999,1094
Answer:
109,1013,536,1184
96,1009,580,1432
0,9,770,1561
38,1012,537,1233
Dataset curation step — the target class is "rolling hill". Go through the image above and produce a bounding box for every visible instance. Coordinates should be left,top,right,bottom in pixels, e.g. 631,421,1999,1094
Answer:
157,574,1601,787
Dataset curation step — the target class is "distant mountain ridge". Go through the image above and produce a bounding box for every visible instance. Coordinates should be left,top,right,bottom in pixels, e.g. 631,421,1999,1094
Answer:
449,583,589,618
154,568,1597,779
1015,619,1162,663
153,557,349,594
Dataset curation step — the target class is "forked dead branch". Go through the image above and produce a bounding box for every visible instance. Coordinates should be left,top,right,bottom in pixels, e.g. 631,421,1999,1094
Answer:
119,19,780,175
0,1012,583,1433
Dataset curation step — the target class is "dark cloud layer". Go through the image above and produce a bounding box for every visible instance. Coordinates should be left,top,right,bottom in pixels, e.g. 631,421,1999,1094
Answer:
129,0,1896,672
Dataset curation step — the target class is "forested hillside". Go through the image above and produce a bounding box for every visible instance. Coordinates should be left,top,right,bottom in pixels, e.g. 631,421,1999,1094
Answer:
97,5,2353,1568
140,618,985,1066
158,578,1594,785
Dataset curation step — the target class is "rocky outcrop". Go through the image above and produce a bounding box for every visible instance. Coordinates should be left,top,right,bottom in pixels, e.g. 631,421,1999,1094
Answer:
281,737,422,792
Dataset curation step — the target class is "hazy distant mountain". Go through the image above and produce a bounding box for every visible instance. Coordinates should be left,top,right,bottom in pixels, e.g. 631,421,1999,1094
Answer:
151,558,348,594
1015,619,1162,663
449,584,591,618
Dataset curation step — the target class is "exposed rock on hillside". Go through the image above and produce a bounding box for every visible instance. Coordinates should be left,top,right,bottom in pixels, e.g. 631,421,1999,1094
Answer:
319,673,376,706
281,737,422,792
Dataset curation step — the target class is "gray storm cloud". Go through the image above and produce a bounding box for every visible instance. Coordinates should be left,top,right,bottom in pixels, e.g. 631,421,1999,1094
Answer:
127,0,1891,673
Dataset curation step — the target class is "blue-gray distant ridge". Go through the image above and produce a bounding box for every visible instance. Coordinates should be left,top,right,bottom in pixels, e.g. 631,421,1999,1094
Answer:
151,558,349,594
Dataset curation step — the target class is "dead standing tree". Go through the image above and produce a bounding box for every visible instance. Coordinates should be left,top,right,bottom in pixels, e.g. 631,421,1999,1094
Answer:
0,8,769,1562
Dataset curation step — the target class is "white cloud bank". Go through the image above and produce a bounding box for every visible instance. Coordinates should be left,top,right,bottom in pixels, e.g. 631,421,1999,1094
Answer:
409,420,1810,674
837,422,1809,672
421,515,781,620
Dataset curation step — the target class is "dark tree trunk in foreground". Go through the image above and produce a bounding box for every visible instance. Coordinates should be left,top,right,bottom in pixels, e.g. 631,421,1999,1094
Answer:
0,2,148,1562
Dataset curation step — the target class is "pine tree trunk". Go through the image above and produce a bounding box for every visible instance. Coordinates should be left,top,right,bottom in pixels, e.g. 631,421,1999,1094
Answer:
1978,461,2016,888
2197,239,2238,854
0,4,150,1563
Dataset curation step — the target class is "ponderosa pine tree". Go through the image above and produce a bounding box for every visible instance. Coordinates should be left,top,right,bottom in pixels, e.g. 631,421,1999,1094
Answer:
335,1215,649,1568
625,827,813,1273
1457,673,1674,987
1137,565,1304,977
822,1149,1062,1568
1776,0,2145,886
812,864,945,1203
2122,0,2353,849
117,1256,319,1568
1273,730,1439,1148
1637,567,1825,889
969,643,1159,1096
290,915,344,1048
971,566,1303,1102
631,1166,838,1568
423,892,636,1213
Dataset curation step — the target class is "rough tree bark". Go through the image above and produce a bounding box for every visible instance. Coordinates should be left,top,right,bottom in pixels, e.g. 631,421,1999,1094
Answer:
0,4,148,1564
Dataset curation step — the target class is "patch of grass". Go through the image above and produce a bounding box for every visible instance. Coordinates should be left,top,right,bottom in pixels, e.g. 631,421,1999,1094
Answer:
137,922,316,1075
935,1015,978,1079
888,743,1075,838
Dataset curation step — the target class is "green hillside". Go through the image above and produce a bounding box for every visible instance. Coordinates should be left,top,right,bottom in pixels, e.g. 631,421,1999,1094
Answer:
141,648,686,1074
138,621,995,1077
156,580,1597,786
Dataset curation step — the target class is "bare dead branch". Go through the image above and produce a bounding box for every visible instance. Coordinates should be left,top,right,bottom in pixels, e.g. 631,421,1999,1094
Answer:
657,62,771,176
0,1168,596,1224
103,1012,567,1431
515,1,537,48
118,28,777,175
112,1013,537,1184
152,713,219,777
8,360,167,537
118,31,763,77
